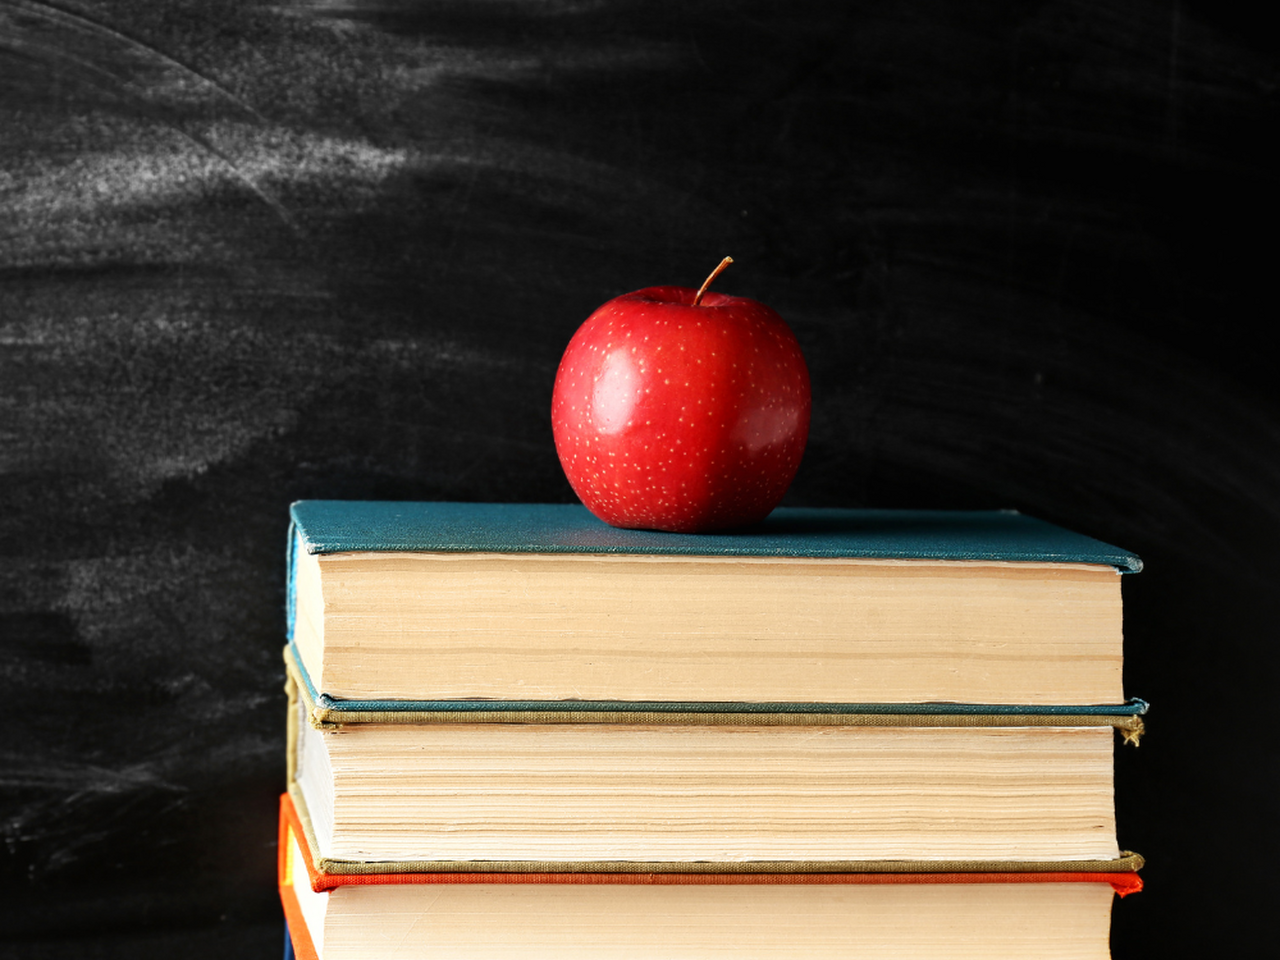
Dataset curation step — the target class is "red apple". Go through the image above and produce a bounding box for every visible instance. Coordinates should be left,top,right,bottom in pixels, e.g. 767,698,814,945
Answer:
551,258,811,533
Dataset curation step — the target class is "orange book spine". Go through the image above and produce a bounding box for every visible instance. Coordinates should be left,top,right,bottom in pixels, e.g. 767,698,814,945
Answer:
279,799,319,960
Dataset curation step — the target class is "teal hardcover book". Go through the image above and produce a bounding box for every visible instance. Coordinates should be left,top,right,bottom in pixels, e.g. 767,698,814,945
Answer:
286,501,1141,708
287,500,1142,567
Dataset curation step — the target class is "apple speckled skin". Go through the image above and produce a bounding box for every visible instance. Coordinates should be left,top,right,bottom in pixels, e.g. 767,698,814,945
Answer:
551,285,811,533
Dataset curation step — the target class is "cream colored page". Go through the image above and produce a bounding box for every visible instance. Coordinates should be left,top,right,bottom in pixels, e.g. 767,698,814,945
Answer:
322,881,1114,960
312,723,1118,863
310,553,1124,703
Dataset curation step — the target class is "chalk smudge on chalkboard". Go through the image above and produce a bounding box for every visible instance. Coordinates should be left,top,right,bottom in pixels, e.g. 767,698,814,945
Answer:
5,132,410,229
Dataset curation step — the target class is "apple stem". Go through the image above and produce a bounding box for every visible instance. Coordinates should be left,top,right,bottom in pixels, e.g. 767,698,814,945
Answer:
692,256,734,306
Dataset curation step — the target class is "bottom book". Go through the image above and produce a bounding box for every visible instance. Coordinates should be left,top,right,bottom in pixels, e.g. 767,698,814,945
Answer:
279,795,1140,960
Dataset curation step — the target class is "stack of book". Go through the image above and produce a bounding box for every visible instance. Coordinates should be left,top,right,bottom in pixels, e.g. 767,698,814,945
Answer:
278,501,1145,960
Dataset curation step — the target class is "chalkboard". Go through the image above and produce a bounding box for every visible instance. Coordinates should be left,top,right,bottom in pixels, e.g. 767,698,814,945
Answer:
2,1,1274,956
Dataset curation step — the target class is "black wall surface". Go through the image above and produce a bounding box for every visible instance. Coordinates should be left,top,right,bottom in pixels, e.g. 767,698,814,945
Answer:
2,1,1275,956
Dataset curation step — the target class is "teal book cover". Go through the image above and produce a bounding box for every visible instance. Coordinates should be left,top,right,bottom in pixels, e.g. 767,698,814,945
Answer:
287,500,1143,567
285,501,1142,709
285,642,1148,726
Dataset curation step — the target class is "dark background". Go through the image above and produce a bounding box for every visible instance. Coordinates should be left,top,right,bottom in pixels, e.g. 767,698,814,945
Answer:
2,0,1275,956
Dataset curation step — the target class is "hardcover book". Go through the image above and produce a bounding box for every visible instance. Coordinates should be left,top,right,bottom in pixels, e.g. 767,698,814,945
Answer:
284,653,1144,870
279,795,1142,960
286,500,1142,706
